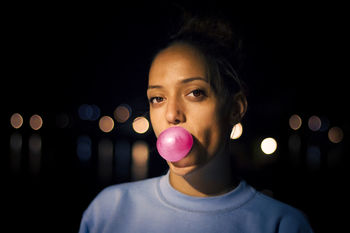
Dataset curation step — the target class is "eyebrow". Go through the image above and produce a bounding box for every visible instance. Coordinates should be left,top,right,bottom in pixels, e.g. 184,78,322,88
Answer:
147,77,208,90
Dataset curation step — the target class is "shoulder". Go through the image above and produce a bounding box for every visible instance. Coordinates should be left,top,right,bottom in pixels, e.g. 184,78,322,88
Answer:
94,176,160,205
82,176,161,219
79,176,162,233
248,190,313,232
253,192,301,214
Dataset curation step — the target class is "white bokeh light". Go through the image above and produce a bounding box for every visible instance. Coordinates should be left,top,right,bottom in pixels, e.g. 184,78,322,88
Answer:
261,137,277,155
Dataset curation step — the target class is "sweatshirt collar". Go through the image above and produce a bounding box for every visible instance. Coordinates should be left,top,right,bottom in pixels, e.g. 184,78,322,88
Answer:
157,171,256,213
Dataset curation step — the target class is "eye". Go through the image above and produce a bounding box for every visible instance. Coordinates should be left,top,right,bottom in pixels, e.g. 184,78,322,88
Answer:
188,89,206,98
149,96,164,104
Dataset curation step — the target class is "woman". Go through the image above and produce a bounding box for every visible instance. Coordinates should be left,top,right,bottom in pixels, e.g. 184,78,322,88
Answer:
79,13,313,233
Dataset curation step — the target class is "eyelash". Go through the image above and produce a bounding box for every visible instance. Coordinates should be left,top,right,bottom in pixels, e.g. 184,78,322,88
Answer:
149,89,206,104
188,89,206,98
149,96,164,104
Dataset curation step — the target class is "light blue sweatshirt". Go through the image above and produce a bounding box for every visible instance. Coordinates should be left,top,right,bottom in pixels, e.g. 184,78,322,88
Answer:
79,172,313,233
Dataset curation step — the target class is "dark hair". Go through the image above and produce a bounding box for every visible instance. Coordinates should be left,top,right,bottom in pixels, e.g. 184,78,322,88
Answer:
152,11,247,124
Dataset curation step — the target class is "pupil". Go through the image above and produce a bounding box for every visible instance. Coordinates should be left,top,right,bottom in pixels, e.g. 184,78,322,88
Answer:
193,90,201,97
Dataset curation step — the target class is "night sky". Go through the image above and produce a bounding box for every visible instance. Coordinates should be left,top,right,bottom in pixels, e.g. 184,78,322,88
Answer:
2,2,349,232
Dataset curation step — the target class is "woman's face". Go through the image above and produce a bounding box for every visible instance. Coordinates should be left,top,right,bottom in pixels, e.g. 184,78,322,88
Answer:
147,43,230,176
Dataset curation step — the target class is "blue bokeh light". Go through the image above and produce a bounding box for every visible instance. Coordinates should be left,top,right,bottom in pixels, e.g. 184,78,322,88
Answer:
77,135,92,162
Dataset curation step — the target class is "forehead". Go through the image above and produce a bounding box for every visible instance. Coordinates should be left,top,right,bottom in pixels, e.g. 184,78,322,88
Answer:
148,44,207,83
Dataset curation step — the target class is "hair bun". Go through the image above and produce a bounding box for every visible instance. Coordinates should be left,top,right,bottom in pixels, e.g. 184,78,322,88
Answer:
172,12,236,50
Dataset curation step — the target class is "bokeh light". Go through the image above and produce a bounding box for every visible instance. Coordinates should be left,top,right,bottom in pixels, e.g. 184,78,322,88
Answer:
319,116,330,132
132,116,149,134
10,132,22,173
99,116,114,133
115,140,131,180
98,138,113,183
90,104,101,121
261,137,277,155
288,134,301,154
78,104,100,121
308,115,321,131
114,104,131,123
10,132,22,153
306,146,321,170
289,114,302,130
10,113,23,129
328,126,344,143
29,133,42,154
78,104,92,120
131,141,149,180
29,114,43,130
28,134,42,175
230,123,243,139
77,135,92,162
132,141,149,166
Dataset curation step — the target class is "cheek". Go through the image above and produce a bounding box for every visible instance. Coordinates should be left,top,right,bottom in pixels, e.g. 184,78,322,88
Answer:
190,107,223,154
149,109,163,137
200,123,222,156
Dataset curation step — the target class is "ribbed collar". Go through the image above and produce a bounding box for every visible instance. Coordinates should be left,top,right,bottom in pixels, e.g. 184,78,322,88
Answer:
157,171,256,213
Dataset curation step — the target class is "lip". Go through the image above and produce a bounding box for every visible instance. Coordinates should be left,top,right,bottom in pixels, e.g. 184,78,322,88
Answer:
170,142,196,168
171,158,192,168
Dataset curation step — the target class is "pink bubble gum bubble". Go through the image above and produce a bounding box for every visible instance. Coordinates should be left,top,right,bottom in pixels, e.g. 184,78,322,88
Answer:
156,126,193,162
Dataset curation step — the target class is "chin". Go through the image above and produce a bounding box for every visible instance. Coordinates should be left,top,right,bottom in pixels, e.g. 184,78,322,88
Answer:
167,142,212,176
168,161,198,177
167,151,205,177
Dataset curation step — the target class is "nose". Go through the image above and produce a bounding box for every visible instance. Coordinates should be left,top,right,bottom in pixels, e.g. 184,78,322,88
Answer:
165,98,185,125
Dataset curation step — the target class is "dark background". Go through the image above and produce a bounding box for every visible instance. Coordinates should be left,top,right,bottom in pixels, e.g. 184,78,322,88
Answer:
2,1,349,232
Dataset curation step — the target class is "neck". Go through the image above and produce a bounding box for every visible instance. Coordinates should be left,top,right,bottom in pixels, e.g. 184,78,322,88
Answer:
169,149,237,197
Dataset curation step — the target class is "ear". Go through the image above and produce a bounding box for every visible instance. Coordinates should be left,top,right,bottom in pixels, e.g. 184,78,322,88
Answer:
230,91,247,125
